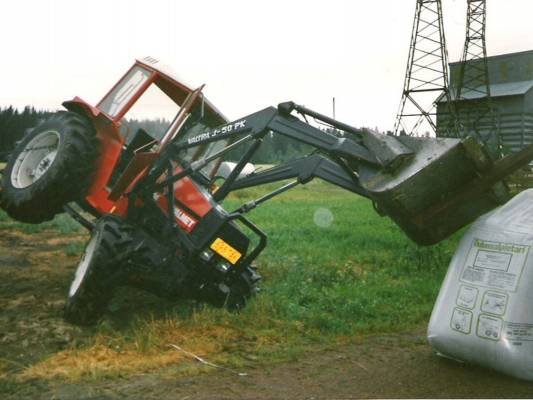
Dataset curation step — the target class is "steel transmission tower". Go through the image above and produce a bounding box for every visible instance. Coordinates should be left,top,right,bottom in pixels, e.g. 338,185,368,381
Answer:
455,0,500,154
394,0,456,137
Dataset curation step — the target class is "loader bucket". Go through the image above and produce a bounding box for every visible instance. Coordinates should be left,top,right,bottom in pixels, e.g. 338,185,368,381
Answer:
359,136,533,245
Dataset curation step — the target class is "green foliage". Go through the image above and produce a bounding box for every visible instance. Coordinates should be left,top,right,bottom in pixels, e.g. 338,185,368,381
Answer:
0,377,18,396
220,180,460,337
223,131,316,164
0,106,55,159
124,117,170,142
0,210,9,222
63,241,86,256
0,210,82,235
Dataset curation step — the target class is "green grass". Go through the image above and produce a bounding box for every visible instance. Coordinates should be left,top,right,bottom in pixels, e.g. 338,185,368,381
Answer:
63,240,87,256
221,180,459,335
4,180,463,380
0,211,83,235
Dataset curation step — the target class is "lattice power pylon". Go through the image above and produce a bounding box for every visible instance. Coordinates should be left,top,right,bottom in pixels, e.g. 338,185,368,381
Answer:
455,0,500,154
394,0,456,137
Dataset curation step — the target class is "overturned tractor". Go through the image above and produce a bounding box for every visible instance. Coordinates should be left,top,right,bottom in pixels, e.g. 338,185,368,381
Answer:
2,57,533,325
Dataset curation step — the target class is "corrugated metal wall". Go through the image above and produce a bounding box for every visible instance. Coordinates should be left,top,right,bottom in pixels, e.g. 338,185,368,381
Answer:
449,50,533,86
437,101,533,153
438,50,533,154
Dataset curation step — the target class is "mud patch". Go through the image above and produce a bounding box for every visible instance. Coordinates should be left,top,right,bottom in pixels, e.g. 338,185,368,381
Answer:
5,330,533,399
0,227,91,376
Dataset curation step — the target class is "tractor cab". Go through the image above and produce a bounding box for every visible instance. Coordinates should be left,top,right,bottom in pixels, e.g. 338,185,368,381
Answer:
62,57,229,215
98,56,227,142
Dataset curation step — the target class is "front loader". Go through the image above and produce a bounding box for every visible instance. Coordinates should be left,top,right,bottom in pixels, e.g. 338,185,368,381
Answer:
2,57,533,324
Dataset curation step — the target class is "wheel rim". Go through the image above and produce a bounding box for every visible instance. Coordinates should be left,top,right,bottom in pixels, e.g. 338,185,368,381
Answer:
69,234,98,297
10,130,61,189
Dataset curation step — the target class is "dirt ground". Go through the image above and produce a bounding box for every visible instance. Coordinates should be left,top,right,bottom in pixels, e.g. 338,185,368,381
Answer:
2,228,533,399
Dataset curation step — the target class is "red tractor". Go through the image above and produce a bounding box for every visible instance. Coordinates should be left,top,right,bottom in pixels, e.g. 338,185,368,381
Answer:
2,57,533,325
1,57,261,324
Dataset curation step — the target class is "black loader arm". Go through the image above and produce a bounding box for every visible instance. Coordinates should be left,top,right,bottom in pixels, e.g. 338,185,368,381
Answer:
161,102,533,245
169,102,415,199
173,105,382,168
230,154,369,198
164,104,393,203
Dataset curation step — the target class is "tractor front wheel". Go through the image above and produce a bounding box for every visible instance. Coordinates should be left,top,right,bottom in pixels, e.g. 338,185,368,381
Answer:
64,216,133,325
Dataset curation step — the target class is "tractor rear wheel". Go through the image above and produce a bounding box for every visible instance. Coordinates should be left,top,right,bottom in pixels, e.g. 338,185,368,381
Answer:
0,111,98,223
199,265,262,311
64,216,133,325
226,265,262,310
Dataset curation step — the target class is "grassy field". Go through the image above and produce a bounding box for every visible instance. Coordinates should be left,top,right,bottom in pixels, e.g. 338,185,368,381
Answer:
0,180,463,381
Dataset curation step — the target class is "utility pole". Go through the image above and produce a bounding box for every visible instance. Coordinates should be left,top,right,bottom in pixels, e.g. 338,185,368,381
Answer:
394,0,457,137
455,0,500,155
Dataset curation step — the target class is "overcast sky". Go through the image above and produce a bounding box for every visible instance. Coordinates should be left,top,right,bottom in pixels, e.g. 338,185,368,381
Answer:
1,0,532,131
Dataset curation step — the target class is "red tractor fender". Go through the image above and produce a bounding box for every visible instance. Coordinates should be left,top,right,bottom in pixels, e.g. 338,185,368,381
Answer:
62,97,126,214
63,97,104,121
62,96,122,143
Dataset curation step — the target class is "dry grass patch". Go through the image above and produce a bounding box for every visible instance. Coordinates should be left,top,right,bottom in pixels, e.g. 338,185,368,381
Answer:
0,360,8,376
20,317,247,381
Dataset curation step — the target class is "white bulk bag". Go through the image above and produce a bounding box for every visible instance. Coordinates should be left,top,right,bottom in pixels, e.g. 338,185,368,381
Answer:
428,189,533,381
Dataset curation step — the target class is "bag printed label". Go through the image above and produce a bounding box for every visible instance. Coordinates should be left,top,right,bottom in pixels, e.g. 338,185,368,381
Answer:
460,239,529,292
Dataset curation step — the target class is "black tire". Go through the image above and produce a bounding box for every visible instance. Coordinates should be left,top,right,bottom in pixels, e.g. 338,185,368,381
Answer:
64,216,134,325
0,111,99,223
200,265,262,311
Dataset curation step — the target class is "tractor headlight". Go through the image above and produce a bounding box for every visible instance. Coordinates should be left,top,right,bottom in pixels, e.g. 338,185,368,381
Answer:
200,249,214,262
216,260,231,273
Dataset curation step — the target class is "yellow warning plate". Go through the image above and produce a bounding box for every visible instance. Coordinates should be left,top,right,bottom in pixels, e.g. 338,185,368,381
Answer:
210,238,242,264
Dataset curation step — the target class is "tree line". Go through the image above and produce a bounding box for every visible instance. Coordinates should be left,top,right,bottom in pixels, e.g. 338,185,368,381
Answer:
0,106,54,161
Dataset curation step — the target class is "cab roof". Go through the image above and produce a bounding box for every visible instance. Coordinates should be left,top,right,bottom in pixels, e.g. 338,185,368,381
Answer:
136,56,228,125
